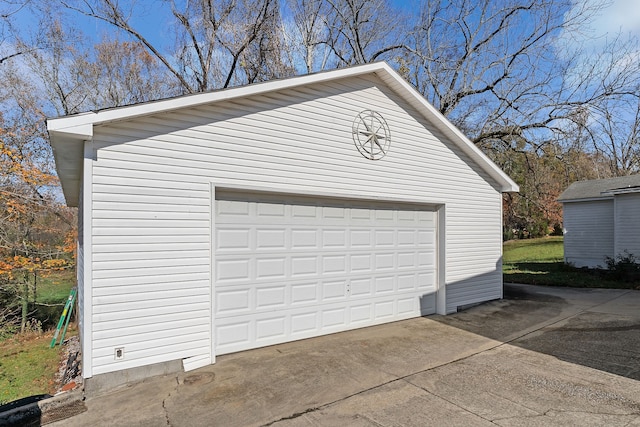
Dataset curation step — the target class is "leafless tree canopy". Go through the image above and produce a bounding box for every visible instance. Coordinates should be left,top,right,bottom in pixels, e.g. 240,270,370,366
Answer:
0,0,639,241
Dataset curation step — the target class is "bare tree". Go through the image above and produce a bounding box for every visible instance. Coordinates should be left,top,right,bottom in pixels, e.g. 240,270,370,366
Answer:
285,0,330,73
322,0,408,66
0,1,33,64
22,19,90,116
588,96,640,176
62,0,285,92
406,0,640,149
85,38,178,109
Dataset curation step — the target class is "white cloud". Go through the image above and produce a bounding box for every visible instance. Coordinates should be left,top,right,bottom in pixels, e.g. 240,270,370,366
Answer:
555,0,640,82
590,0,640,37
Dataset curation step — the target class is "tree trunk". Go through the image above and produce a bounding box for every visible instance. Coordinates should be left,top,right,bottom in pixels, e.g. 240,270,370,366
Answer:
21,280,29,333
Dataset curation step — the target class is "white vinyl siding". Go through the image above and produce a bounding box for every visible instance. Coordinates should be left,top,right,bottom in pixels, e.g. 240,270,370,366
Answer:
614,193,640,257
89,74,503,375
563,200,614,268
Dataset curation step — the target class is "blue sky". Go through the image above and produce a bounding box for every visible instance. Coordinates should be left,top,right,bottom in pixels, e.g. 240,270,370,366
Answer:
6,0,639,57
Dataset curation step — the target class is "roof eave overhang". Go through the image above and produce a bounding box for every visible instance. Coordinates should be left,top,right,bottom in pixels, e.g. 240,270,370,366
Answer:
47,122,93,207
558,196,614,203
603,187,640,196
47,62,520,206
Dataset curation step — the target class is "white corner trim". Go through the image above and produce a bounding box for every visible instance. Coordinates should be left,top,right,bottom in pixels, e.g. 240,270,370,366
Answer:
210,183,216,365
435,205,447,315
82,139,94,379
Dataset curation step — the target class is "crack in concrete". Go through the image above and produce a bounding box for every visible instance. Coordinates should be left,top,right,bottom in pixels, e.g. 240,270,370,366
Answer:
493,408,640,423
160,375,180,427
162,398,172,426
261,405,323,426
402,379,500,425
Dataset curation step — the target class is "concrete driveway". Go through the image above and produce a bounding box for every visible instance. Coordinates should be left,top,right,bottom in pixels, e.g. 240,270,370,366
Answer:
51,284,640,426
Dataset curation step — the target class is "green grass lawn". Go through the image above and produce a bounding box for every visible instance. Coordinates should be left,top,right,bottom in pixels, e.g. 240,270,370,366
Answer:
34,269,76,330
503,236,640,289
36,268,75,306
0,269,76,405
0,332,65,404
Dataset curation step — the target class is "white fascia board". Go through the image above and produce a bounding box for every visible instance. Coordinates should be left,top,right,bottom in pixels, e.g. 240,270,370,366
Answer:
603,187,640,196
559,196,614,203
46,63,388,130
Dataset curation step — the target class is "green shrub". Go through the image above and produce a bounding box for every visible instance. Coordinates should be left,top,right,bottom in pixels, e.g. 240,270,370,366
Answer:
604,251,640,282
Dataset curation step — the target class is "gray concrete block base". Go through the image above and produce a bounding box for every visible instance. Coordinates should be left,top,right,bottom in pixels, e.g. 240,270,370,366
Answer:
84,359,183,397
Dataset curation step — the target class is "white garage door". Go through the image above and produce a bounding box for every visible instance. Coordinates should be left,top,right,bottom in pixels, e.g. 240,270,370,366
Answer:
213,192,437,355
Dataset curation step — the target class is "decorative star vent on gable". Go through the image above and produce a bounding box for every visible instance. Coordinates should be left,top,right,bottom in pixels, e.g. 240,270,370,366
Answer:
352,110,391,160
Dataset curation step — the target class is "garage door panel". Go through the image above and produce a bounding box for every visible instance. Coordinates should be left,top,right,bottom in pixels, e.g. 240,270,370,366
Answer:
398,297,416,315
351,229,372,246
322,307,347,328
322,255,346,274
350,254,371,272
216,289,250,314
418,272,436,290
215,292,436,354
256,228,286,249
256,202,286,217
215,277,436,315
256,286,286,308
256,257,286,279
214,193,436,355
374,301,395,319
291,282,318,304
322,229,347,247
216,259,250,282
256,317,285,340
291,229,318,248
350,304,372,324
375,276,395,293
291,257,318,277
374,253,395,270
398,252,417,268
216,228,250,250
322,280,347,300
374,230,395,246
350,277,373,296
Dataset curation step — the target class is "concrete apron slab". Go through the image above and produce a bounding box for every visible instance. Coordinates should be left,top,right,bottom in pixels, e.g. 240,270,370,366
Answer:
276,345,640,427
50,284,640,427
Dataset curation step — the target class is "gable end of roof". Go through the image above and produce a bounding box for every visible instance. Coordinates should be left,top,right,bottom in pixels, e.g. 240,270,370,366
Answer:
48,62,519,207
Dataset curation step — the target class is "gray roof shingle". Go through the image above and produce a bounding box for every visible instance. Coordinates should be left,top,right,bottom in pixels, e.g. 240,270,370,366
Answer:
558,175,640,202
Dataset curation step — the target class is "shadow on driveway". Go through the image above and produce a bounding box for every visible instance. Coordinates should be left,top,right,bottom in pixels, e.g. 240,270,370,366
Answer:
432,283,640,381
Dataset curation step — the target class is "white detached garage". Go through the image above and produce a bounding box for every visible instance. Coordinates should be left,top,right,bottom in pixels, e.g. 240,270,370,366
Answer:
48,62,518,386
